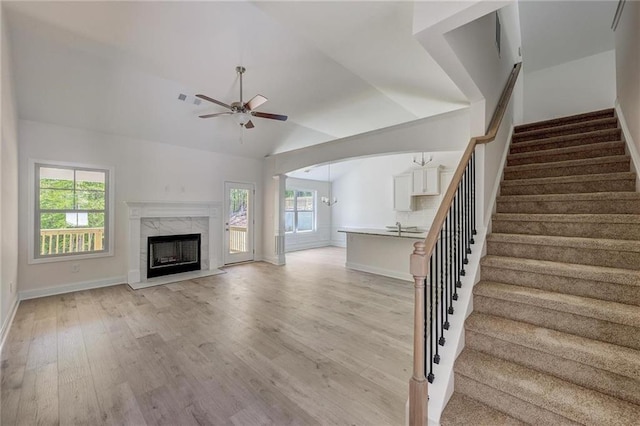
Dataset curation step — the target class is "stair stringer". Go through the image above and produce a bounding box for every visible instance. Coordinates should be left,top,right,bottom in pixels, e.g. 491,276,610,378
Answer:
421,125,515,425
422,226,486,425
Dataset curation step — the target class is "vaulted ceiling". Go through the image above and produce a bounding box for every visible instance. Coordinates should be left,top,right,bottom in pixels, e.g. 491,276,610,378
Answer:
5,1,619,160
4,1,470,159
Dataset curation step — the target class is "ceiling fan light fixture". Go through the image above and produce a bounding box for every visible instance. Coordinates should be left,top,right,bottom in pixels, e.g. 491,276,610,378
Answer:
235,112,251,125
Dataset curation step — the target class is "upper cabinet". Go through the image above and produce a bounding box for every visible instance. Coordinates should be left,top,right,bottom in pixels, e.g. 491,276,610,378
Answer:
412,166,441,196
393,173,413,211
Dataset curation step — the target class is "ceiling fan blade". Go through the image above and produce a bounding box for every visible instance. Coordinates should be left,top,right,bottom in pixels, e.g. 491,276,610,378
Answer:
199,112,232,119
195,94,233,110
251,111,288,121
244,120,255,129
246,94,267,111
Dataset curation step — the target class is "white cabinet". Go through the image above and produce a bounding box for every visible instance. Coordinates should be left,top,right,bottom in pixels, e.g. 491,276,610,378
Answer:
412,166,441,196
393,173,413,211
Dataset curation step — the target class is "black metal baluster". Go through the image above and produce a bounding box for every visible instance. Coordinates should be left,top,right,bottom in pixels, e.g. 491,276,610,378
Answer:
438,229,445,347
467,160,472,254
463,164,468,254
472,153,477,240
443,213,450,330
428,255,434,383
453,190,460,298
448,206,454,316
459,188,465,288
433,238,440,364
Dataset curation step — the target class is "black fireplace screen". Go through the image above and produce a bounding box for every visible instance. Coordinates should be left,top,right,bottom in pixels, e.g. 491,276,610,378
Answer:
147,233,201,278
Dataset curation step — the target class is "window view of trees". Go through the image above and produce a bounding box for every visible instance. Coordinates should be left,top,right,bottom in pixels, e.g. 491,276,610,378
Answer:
37,165,108,256
285,189,315,233
228,188,249,227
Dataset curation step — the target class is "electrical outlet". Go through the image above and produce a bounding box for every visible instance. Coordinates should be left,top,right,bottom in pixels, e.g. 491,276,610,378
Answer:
71,263,80,273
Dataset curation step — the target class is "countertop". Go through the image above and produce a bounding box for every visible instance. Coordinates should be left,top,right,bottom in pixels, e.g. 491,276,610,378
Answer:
338,227,427,240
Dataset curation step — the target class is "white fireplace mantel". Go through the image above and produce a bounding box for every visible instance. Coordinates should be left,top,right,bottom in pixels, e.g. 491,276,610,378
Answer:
125,201,222,287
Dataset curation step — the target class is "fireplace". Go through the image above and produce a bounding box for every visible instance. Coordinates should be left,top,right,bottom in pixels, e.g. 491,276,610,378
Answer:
147,233,201,279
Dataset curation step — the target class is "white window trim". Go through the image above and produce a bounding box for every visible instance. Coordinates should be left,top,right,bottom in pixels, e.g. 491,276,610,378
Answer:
285,188,317,234
28,158,115,264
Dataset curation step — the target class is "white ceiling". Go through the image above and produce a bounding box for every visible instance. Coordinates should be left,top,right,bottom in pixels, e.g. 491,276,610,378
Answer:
4,1,470,159
519,0,616,73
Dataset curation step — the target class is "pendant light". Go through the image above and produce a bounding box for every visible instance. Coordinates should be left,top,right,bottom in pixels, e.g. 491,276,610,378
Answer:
321,163,338,206
413,152,432,167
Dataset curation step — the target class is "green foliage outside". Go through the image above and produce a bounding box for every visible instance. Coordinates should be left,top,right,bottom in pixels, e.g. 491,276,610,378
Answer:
39,177,106,230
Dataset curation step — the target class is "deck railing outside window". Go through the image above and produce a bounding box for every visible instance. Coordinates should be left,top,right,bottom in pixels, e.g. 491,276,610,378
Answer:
40,227,104,255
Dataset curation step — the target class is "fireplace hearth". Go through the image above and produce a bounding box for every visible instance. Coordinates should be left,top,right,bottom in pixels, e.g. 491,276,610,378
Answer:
147,233,201,278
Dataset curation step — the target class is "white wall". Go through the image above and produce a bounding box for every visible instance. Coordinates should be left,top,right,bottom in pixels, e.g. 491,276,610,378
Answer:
523,50,616,123
479,96,514,227
331,152,463,246
615,1,640,153
446,8,517,130
18,120,263,296
1,7,20,338
285,177,331,252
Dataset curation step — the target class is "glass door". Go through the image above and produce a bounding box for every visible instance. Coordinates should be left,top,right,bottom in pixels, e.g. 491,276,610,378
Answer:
224,182,254,264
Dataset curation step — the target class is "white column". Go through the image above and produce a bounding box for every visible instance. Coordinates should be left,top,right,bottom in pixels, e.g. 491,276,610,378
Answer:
273,174,287,265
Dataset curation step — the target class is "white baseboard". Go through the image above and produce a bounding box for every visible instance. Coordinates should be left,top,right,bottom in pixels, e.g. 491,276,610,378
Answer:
285,240,331,253
261,255,285,266
345,261,413,282
331,240,347,248
615,101,640,189
0,296,20,351
19,276,126,300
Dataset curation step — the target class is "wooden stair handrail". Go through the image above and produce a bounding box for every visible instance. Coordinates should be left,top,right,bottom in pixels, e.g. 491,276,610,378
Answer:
417,62,521,269
408,62,522,426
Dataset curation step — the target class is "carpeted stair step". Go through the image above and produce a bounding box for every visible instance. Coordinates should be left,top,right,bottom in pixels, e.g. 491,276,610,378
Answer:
503,155,631,180
509,128,621,154
500,172,636,196
480,255,640,306
465,313,640,405
506,141,626,166
512,117,618,143
473,281,640,350
486,233,640,270
491,213,640,240
496,192,640,214
453,349,640,425
514,108,615,134
441,392,526,426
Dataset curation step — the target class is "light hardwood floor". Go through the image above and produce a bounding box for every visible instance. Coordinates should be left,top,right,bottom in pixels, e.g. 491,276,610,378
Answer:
1,247,413,425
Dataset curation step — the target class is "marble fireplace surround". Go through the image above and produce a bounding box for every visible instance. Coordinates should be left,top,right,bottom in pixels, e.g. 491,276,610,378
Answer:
126,201,223,289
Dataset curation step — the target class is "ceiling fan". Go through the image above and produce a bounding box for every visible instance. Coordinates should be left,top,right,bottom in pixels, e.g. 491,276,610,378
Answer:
196,66,288,129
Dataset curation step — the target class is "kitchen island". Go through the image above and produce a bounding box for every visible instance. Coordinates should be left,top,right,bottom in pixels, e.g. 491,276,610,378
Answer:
338,228,427,282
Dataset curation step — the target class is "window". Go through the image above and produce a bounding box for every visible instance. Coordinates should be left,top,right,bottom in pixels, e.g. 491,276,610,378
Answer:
31,161,113,262
285,189,315,233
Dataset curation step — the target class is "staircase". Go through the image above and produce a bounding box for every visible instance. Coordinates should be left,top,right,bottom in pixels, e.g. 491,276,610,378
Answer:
440,108,640,425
